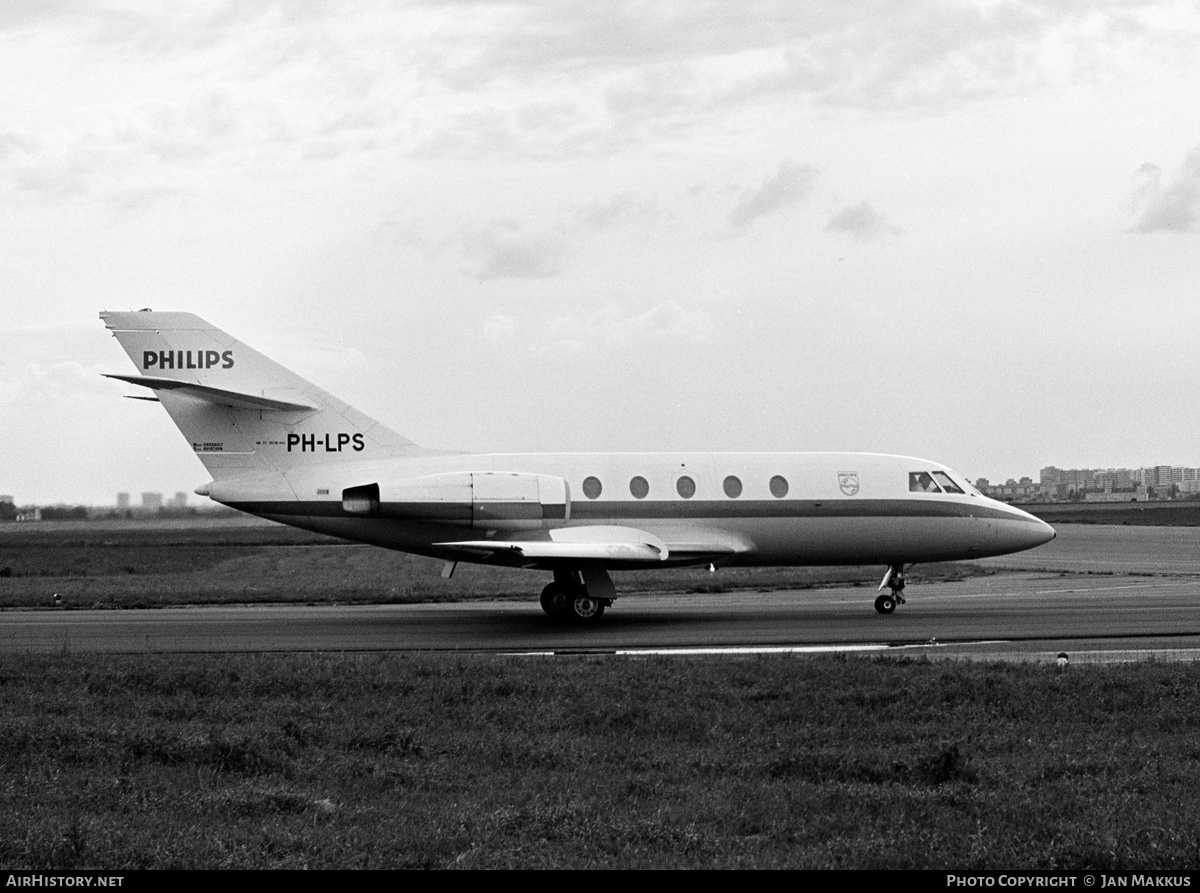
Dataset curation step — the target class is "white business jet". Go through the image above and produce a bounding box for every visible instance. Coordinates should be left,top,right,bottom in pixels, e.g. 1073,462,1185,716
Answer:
101,311,1055,622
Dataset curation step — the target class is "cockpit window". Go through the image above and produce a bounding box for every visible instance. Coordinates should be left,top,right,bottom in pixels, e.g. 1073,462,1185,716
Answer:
909,472,942,493
932,471,964,494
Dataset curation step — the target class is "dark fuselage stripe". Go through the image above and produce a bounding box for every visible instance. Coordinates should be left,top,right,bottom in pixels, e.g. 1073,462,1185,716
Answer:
224,498,1034,524
569,498,1025,522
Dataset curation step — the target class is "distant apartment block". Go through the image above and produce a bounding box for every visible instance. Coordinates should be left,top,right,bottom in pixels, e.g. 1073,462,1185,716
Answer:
980,464,1200,503
116,492,131,509
141,492,163,510
974,477,1039,501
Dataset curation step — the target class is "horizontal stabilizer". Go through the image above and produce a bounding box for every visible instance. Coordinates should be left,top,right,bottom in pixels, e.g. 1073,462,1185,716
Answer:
103,374,317,413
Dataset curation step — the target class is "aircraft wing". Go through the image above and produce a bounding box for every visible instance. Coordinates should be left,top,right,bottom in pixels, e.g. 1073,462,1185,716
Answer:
441,540,667,562
438,524,669,563
103,374,317,412
436,525,746,566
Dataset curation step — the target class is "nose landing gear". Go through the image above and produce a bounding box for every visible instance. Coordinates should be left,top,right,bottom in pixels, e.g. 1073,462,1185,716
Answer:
875,564,907,614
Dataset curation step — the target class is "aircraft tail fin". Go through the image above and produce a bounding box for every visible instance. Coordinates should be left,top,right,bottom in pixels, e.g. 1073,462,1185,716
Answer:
100,310,429,478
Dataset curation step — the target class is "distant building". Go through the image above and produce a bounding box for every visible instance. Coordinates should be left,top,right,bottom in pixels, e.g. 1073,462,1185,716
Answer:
169,491,188,509
1039,467,1061,485
116,492,131,509
141,492,163,510
980,477,1040,502
1085,491,1144,502
1026,463,1200,501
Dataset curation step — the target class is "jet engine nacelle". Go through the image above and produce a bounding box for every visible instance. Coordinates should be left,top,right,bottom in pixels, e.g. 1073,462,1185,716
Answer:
342,471,570,531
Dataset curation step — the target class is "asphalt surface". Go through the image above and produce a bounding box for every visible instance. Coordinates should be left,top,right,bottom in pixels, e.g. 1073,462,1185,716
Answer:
3,572,1199,662
978,522,1200,575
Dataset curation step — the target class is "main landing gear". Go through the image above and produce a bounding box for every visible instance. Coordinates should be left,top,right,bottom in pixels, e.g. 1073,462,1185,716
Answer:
540,568,615,623
875,564,907,615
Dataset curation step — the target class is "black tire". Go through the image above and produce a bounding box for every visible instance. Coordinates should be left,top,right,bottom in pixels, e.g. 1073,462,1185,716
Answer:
874,594,896,615
540,583,570,618
570,593,606,623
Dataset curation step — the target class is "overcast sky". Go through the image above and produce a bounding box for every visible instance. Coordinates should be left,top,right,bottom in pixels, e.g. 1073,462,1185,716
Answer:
3,1,1200,506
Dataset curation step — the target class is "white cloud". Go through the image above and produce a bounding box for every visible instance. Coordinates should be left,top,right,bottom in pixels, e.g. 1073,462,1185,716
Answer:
1,91,293,215
4,1,1191,177
483,314,516,340
443,220,568,281
435,193,659,281
0,360,110,407
537,300,714,354
0,131,38,159
825,202,902,241
727,161,818,227
1130,145,1200,233
567,192,658,233
449,1,1195,130
627,300,714,342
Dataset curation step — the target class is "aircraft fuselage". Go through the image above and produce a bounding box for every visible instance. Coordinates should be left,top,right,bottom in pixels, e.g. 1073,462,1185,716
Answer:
205,450,1054,571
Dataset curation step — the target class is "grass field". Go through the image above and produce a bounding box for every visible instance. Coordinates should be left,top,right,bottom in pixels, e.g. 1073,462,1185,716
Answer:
3,652,1199,869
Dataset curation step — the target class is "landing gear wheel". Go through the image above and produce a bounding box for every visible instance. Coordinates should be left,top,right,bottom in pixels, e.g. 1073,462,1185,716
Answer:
875,563,907,613
540,583,571,618
570,593,606,623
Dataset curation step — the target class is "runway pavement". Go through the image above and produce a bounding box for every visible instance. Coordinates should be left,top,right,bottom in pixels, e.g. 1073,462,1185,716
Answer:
978,522,1200,575
4,571,1200,662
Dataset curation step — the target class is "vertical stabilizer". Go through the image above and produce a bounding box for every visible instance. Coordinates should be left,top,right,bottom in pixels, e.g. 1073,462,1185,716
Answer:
101,310,428,479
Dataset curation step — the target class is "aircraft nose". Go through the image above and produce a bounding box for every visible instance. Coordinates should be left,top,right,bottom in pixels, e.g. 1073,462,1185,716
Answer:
1035,518,1057,546
993,504,1056,554
1014,511,1056,550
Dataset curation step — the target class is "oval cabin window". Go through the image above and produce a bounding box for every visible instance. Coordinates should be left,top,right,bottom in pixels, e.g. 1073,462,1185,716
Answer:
676,476,696,499
582,476,603,499
769,475,789,498
629,476,649,499
723,475,742,498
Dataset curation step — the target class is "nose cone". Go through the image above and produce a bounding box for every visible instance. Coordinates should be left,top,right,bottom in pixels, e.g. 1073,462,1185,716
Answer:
998,503,1056,553
1032,517,1057,547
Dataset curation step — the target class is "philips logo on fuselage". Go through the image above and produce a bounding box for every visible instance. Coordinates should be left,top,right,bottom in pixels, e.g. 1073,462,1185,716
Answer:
288,433,365,453
143,350,233,371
